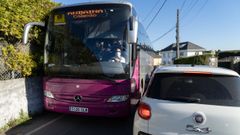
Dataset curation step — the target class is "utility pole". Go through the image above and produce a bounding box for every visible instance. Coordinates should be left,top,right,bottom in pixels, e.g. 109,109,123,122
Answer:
176,9,180,59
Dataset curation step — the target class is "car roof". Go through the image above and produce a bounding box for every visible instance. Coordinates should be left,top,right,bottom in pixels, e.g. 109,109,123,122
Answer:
154,65,240,77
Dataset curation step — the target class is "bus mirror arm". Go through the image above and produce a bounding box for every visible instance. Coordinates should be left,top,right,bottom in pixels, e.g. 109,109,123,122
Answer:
23,22,45,45
127,16,138,44
132,43,137,64
129,16,133,31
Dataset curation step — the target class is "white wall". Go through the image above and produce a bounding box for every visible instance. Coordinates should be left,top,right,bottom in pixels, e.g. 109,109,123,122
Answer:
0,78,43,128
186,51,203,57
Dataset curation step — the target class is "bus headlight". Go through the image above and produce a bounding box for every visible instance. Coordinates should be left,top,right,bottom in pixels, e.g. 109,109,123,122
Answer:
44,91,54,99
107,95,129,102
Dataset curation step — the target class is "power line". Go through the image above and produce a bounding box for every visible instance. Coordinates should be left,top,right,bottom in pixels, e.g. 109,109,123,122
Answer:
151,0,204,43
151,0,187,43
195,0,209,17
146,0,168,30
180,0,187,12
151,0,201,44
151,26,175,43
182,0,209,27
142,0,162,22
186,0,195,10
181,0,199,20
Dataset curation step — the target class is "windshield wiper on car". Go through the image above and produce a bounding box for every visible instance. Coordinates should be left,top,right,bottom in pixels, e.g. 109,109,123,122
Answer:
96,75,116,83
166,97,201,103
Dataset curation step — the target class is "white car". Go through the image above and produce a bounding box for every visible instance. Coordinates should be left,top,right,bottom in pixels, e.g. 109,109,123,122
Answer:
133,65,240,135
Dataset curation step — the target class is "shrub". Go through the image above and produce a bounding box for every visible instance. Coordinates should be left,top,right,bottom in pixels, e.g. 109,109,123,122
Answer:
218,50,240,59
1,44,37,77
174,54,212,65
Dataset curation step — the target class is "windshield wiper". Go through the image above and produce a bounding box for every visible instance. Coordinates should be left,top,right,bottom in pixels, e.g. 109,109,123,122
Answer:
96,75,116,83
166,97,201,103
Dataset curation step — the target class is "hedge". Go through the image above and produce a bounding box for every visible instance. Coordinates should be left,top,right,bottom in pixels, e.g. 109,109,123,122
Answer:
174,54,213,65
218,50,240,59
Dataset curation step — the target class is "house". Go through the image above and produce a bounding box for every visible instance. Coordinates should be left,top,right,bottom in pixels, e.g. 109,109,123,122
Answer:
153,53,162,66
160,41,206,65
139,45,162,66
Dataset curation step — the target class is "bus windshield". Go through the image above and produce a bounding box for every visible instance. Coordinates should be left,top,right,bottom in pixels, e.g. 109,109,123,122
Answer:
45,4,131,79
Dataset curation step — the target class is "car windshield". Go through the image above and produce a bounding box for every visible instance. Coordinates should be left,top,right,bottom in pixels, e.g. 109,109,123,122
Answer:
146,73,240,107
45,4,130,79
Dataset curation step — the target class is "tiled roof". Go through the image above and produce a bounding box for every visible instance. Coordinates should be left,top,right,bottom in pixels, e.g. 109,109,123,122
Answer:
160,41,205,52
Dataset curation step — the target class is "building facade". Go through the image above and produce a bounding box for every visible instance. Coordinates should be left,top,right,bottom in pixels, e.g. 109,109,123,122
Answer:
160,41,206,65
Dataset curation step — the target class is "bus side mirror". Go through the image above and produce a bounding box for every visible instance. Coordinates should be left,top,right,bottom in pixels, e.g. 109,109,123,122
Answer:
23,22,45,45
127,16,138,44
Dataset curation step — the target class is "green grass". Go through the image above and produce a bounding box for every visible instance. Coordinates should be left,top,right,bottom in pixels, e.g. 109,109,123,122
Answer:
0,110,31,133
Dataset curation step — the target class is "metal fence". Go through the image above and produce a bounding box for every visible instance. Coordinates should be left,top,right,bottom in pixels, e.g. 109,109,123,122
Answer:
0,42,26,80
0,58,22,80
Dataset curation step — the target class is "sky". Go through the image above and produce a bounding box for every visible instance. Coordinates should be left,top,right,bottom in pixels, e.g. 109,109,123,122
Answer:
53,0,240,51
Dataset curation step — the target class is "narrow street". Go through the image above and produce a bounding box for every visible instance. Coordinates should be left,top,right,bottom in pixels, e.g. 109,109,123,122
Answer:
3,111,135,135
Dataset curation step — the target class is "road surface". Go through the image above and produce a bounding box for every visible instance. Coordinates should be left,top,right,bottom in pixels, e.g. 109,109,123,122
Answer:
3,110,135,135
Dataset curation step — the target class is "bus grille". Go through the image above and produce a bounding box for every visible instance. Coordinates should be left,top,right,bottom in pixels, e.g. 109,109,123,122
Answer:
54,93,105,104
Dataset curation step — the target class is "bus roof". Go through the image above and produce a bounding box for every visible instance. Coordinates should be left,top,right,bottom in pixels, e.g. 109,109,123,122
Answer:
53,1,133,10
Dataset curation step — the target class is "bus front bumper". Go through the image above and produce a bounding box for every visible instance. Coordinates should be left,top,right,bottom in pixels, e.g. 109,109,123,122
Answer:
44,98,130,117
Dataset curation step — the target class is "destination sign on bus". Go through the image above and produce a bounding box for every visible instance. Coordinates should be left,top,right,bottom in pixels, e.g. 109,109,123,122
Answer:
67,9,104,19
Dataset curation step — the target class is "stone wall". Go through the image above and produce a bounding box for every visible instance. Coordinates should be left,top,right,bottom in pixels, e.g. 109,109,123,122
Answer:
0,77,43,128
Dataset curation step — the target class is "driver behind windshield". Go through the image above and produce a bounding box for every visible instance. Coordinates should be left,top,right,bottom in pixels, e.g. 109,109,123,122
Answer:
111,48,126,63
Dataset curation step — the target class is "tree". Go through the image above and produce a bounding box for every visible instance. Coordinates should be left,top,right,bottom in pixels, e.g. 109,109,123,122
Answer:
0,0,60,77
0,0,60,43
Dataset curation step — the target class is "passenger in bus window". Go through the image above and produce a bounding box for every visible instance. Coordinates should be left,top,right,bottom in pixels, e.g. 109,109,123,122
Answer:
111,48,126,63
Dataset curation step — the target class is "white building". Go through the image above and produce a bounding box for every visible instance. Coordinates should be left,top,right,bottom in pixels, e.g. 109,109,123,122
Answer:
160,42,206,65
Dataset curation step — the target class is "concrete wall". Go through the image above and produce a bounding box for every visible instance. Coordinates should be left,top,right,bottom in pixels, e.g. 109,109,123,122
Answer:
0,77,43,128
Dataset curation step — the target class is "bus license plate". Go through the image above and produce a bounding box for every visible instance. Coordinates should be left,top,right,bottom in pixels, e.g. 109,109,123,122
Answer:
69,106,88,113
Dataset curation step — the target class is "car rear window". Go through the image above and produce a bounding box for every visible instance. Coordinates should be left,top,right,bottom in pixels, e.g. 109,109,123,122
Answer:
146,73,240,107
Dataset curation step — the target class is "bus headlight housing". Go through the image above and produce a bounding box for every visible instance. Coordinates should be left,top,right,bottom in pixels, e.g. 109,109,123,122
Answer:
44,91,54,99
107,95,129,102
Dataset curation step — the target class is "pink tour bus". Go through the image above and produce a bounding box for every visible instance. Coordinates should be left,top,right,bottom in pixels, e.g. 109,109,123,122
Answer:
23,1,155,117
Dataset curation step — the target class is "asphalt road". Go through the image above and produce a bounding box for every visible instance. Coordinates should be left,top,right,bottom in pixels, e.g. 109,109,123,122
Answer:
3,110,135,135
